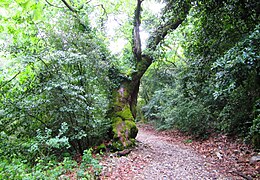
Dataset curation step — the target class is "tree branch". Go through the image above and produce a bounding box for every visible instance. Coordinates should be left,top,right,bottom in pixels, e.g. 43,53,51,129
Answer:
133,0,143,61
136,18,185,74
59,0,90,31
0,71,20,88
147,19,184,52
61,0,77,13
94,4,107,17
45,0,63,8
146,0,191,52
132,1,191,80
94,4,108,30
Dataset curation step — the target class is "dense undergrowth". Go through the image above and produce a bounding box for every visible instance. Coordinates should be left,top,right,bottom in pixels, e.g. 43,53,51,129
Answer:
0,1,112,178
0,148,102,179
139,2,259,148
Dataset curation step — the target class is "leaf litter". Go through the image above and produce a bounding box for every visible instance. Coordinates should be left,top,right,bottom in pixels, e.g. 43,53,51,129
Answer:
100,124,259,179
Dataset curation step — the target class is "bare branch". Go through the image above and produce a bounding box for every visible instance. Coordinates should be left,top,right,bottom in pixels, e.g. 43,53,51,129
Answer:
93,4,107,17
0,71,20,88
61,0,77,13
133,0,143,61
147,19,184,51
145,1,191,53
45,0,63,8
132,1,191,80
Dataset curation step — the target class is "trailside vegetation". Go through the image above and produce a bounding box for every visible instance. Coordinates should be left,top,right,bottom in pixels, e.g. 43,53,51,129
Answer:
140,0,259,147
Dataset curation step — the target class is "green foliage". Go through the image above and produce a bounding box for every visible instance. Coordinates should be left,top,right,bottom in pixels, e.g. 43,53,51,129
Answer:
29,123,70,159
249,115,260,149
0,159,30,180
213,25,260,99
171,99,211,137
184,139,193,144
0,0,259,173
217,87,253,134
212,26,260,135
0,151,100,180
0,0,113,156
142,86,211,137
247,99,260,149
0,131,33,162
140,0,260,147
1,51,112,155
79,148,102,177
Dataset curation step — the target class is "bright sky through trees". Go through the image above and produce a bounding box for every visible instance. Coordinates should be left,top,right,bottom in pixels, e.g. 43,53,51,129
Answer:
106,0,165,54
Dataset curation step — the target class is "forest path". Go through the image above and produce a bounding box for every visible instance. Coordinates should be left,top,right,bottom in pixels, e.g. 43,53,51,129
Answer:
100,124,235,180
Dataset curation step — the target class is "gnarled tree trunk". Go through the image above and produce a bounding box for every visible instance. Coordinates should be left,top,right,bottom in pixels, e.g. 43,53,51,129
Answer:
108,57,152,150
108,0,191,149
108,82,139,150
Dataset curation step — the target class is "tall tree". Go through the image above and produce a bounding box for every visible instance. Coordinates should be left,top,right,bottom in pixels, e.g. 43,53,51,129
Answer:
59,0,192,149
104,0,191,149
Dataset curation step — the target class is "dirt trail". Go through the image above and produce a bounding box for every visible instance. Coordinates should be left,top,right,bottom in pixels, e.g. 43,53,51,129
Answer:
100,125,236,180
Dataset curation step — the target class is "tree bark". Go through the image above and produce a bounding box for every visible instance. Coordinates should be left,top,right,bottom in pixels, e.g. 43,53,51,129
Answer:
108,81,138,150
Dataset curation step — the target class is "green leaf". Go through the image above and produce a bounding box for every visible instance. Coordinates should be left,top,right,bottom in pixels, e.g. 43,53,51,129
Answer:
19,0,31,10
0,25,4,32
33,4,43,21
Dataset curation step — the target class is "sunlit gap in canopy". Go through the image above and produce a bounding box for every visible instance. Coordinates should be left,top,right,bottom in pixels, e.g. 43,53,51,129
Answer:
140,0,165,50
90,0,165,55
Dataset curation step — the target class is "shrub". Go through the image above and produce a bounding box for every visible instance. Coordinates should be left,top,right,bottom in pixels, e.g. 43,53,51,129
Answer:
0,149,102,180
142,87,212,137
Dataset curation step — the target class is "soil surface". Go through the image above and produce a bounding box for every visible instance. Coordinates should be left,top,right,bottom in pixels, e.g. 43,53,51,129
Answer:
99,124,245,180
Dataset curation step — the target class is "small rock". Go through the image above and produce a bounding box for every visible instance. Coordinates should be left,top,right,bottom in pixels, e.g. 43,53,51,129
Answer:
249,155,260,164
215,151,223,159
58,175,68,180
145,155,151,159
117,149,132,156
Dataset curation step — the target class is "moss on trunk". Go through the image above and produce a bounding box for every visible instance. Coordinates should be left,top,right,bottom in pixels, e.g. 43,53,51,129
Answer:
109,85,138,150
